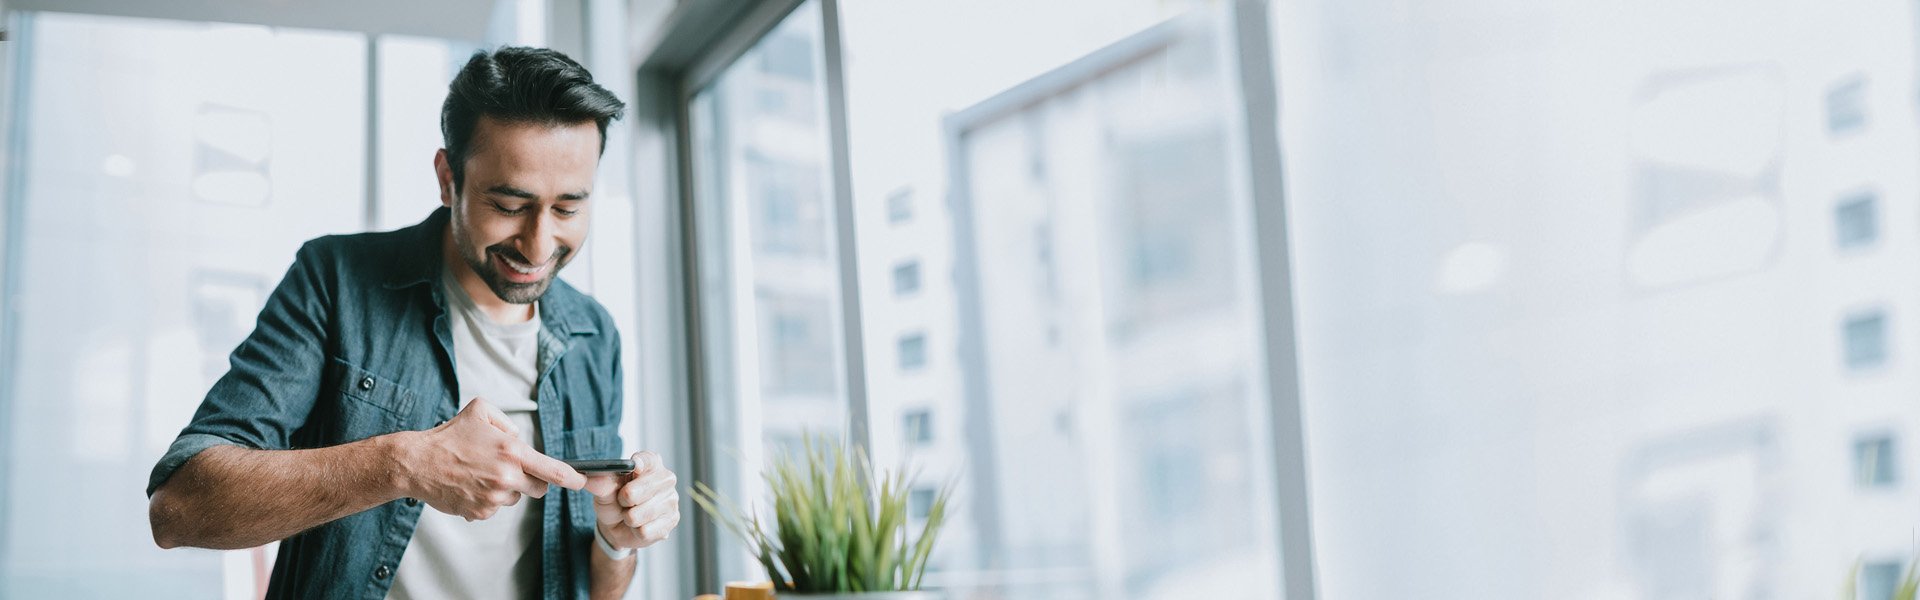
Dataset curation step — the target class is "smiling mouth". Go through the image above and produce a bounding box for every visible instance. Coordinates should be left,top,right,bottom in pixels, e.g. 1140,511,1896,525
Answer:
493,251,551,282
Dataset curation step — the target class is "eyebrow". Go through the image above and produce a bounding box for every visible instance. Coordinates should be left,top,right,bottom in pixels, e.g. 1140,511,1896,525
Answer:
484,185,591,201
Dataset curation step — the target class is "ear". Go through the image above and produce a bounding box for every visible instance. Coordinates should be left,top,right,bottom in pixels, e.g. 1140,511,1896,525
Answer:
434,149,456,208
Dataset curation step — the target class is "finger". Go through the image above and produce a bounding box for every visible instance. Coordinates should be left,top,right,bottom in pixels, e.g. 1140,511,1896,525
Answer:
513,446,587,490
585,474,623,500
624,490,679,529
639,511,681,541
631,451,662,475
620,470,678,507
595,495,628,526
509,470,549,499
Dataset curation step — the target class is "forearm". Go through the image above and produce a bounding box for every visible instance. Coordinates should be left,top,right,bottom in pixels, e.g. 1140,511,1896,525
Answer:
149,432,415,550
588,533,638,600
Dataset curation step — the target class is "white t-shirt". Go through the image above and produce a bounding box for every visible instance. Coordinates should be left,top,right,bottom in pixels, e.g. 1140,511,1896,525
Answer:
388,272,545,600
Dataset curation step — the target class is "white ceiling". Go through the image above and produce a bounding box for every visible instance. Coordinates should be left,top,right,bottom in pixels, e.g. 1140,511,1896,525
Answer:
9,0,507,40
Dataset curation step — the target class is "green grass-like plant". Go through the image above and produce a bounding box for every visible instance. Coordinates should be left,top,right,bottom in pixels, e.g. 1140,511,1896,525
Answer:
690,435,953,594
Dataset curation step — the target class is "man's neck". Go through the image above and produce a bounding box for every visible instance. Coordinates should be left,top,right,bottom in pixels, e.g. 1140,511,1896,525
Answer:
443,225,537,325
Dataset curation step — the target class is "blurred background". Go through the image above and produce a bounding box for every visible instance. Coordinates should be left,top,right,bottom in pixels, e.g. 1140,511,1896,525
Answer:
0,0,1912,599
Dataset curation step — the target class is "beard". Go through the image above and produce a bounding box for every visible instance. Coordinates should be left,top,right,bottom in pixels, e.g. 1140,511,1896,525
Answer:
450,215,573,305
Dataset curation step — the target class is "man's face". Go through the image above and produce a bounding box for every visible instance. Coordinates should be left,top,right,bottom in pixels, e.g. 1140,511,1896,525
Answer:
435,116,599,304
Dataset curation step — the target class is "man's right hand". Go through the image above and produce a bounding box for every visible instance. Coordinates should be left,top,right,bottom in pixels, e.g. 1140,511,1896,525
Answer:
396,398,586,521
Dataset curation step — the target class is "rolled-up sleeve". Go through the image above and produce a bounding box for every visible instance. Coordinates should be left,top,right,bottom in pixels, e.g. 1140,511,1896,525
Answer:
147,240,332,497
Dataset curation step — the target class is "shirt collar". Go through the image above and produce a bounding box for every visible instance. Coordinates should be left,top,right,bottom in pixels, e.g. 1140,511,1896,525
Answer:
382,206,598,337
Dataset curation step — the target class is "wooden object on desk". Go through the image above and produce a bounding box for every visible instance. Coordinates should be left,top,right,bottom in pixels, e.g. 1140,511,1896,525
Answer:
723,581,774,600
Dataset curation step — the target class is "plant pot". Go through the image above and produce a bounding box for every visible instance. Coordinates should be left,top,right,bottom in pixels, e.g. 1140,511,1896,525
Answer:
779,592,944,600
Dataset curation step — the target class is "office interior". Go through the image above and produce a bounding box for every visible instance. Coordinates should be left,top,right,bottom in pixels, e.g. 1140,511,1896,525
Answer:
0,0,1910,598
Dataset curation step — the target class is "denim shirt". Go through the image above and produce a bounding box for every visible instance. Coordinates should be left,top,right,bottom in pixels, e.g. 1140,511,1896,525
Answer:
146,207,625,600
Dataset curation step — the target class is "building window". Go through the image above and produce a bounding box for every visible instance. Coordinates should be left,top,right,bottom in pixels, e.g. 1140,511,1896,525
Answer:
887,187,913,224
903,409,932,445
908,487,937,520
893,260,921,296
764,299,837,394
1844,310,1890,371
1828,75,1869,136
1854,434,1898,489
1861,560,1903,600
747,152,829,258
1836,191,1878,250
897,332,927,370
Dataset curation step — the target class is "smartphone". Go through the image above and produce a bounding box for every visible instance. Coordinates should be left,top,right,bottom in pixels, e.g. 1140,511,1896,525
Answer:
563,458,636,474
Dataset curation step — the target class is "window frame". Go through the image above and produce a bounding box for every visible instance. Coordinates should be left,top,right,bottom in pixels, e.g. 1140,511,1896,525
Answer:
634,0,870,592
634,0,1316,596
0,10,27,588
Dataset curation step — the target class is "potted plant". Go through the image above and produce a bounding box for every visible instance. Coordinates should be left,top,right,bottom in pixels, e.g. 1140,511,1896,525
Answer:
691,436,954,599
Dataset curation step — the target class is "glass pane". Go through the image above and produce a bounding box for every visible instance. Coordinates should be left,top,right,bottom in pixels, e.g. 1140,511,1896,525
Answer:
1273,0,1920,597
0,12,367,597
686,0,847,583
1834,191,1878,250
1862,560,1902,600
375,35,471,231
840,1,1277,598
1853,434,1898,489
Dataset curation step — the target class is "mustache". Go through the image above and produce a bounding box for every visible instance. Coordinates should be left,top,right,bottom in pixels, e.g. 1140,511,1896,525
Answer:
487,244,570,267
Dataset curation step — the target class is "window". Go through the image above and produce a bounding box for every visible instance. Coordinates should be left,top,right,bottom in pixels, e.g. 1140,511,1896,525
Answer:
1845,310,1889,371
686,0,847,584
1271,0,1920,596
1836,191,1879,250
748,151,830,257
903,409,933,445
896,332,927,370
908,487,937,520
1854,434,1898,489
375,35,469,231
1,12,370,598
887,187,913,224
1828,75,1869,136
1862,560,1903,600
840,1,1273,598
892,260,921,296
762,297,837,394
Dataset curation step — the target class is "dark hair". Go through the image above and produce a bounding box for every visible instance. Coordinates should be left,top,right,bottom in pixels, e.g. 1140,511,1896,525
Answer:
440,46,626,192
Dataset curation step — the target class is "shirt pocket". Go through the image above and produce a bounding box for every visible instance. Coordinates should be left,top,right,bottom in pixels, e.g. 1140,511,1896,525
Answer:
327,356,418,438
557,423,622,460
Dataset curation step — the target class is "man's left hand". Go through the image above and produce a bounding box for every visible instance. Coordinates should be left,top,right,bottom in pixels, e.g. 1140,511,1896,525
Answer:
584,451,680,551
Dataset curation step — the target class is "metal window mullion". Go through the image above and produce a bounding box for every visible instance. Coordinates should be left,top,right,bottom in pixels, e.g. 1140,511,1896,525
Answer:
658,3,793,592
1227,0,1319,598
364,34,379,231
668,69,723,594
816,0,873,460
0,10,32,587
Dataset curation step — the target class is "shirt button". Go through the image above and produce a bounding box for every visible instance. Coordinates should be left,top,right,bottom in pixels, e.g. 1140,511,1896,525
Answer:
405,498,419,507
374,564,391,580
358,376,375,391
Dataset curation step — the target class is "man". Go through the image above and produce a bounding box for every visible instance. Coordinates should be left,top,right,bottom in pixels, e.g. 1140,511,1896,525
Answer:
145,47,678,600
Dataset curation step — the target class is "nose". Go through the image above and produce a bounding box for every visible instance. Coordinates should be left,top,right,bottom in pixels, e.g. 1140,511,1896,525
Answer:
518,211,558,265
